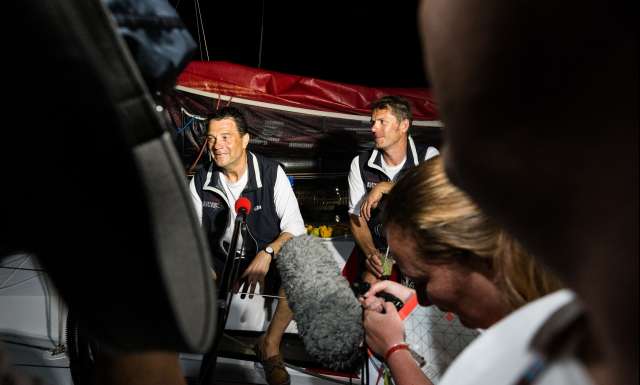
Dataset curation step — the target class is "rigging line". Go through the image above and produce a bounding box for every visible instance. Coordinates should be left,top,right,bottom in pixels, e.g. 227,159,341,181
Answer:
258,0,265,68
175,0,182,10
12,364,69,369
0,339,54,352
1,253,33,266
0,266,45,272
176,116,195,135
186,135,209,175
194,0,210,61
193,0,203,60
0,275,43,291
57,294,65,349
219,291,285,300
38,271,57,348
230,293,285,300
0,254,29,288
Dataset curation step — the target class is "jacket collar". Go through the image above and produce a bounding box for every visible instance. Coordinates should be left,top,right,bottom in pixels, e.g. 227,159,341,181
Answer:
367,136,419,178
203,151,263,199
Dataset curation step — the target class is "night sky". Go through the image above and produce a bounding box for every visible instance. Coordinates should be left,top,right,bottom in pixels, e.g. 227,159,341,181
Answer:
170,0,429,88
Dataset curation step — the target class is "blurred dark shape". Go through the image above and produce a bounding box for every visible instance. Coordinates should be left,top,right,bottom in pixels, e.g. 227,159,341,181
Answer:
105,0,197,92
1,0,215,355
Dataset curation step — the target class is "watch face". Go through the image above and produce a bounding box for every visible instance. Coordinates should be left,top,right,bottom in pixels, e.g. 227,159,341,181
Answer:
265,246,274,255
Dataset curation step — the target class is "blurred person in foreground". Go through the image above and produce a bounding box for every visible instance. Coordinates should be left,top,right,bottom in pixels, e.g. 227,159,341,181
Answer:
419,0,637,383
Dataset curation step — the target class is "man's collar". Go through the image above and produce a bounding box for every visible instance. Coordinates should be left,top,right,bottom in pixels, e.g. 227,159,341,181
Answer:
244,152,262,191
367,136,419,174
204,151,263,196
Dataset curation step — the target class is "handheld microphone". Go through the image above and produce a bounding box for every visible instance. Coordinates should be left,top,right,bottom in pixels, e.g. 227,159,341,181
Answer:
277,235,364,370
234,197,252,221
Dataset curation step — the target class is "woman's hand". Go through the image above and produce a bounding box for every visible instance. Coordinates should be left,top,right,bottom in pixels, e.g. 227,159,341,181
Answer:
359,293,386,313
364,302,406,357
360,280,414,355
364,280,415,302
360,280,415,313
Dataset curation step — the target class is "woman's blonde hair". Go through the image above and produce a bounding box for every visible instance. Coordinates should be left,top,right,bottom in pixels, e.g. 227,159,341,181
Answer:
383,157,562,310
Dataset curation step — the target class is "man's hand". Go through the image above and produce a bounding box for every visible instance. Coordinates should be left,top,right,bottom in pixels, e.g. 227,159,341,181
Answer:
360,181,392,221
365,249,384,278
236,250,272,299
362,270,379,285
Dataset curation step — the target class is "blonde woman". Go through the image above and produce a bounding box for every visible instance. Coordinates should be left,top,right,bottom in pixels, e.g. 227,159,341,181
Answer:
360,157,562,385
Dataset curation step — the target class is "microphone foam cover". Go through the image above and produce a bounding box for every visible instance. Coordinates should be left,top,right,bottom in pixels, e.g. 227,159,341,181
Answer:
234,197,252,214
277,235,363,370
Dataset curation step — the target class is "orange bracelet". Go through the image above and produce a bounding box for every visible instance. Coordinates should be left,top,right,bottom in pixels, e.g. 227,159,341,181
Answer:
384,343,409,362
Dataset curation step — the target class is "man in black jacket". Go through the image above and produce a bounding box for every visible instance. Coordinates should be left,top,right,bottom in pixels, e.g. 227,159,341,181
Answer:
348,96,439,284
190,107,305,385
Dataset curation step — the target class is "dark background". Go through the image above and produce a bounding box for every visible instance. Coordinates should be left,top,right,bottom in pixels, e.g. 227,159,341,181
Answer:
170,0,429,88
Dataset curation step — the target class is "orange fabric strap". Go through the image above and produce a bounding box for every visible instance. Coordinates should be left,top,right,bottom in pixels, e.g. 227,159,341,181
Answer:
398,292,418,320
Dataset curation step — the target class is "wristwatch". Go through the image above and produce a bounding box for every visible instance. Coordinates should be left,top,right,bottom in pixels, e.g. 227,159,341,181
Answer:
265,246,275,259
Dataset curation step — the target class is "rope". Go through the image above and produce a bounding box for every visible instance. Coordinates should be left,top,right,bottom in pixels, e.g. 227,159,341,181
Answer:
187,136,209,175
193,0,203,60
258,0,265,68
0,254,30,288
194,0,210,61
229,293,286,300
57,295,65,351
176,116,195,135
39,272,58,348
0,266,45,272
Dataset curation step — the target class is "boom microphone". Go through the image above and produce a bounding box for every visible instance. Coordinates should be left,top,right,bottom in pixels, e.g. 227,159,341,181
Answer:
277,235,364,370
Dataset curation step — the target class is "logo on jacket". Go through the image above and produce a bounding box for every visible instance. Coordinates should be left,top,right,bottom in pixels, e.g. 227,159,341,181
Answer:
203,201,222,209
253,205,262,212
366,181,378,189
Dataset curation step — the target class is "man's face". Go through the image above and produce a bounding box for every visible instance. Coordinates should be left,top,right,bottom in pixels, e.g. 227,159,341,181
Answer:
370,108,408,152
206,118,249,171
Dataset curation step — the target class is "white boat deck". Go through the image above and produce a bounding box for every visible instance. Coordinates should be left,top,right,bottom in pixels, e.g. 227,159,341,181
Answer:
0,238,357,384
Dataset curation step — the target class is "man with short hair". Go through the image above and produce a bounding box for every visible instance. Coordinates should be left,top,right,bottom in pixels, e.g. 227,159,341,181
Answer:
190,106,305,385
348,96,439,284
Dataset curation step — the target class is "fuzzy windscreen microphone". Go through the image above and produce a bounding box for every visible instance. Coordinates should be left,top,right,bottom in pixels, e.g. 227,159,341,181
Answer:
277,235,364,370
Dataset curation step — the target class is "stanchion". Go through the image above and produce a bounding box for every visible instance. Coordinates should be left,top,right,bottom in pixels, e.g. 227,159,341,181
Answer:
198,215,248,385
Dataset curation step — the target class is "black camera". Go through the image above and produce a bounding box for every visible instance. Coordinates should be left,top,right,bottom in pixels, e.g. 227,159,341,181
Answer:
351,281,404,312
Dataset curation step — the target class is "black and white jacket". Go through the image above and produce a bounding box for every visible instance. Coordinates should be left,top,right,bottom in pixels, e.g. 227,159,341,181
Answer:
348,136,439,249
190,152,286,273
